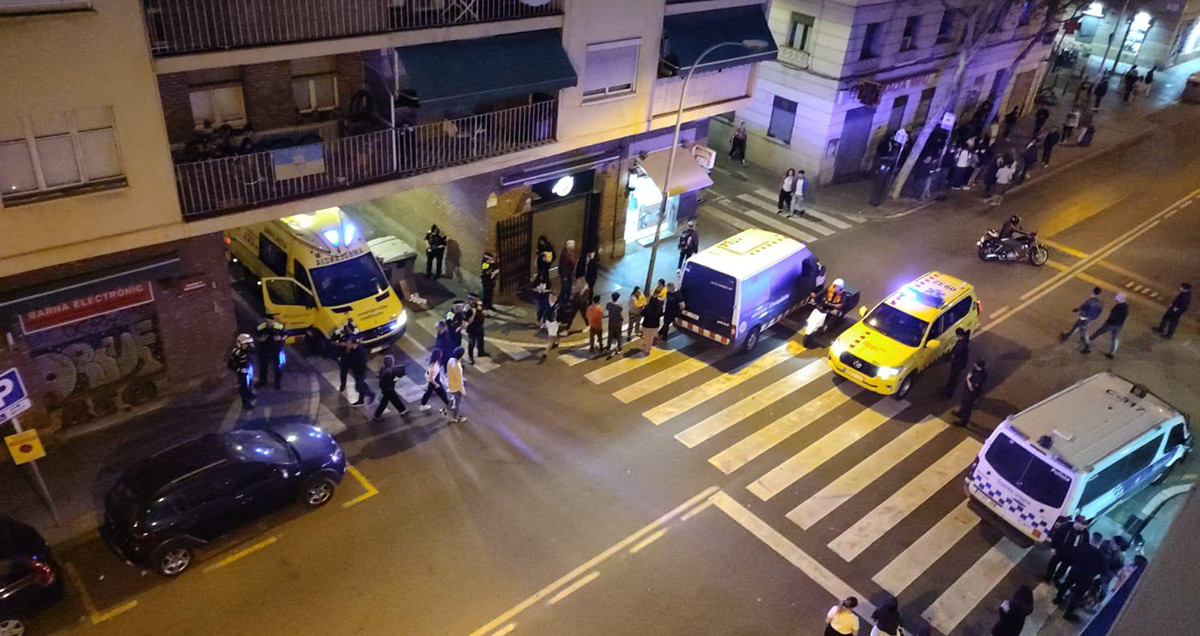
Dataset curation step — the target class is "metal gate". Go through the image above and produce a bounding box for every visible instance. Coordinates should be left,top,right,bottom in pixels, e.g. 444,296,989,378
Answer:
496,213,532,293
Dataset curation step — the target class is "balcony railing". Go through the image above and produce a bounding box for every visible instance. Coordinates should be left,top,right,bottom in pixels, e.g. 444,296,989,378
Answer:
144,0,564,56
651,65,753,118
174,100,557,219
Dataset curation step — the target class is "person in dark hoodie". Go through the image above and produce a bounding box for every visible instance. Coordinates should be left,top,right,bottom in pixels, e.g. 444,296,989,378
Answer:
991,585,1033,636
870,594,901,636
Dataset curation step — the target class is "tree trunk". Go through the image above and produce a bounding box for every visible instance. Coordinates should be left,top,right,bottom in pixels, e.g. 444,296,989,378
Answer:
888,51,971,200
981,4,1064,130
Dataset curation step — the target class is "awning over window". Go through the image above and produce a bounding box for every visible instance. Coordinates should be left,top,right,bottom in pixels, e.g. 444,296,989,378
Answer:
661,5,778,76
637,147,713,197
395,30,577,108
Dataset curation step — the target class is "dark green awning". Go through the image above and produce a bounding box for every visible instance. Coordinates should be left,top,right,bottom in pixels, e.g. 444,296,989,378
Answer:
395,29,577,108
661,5,778,76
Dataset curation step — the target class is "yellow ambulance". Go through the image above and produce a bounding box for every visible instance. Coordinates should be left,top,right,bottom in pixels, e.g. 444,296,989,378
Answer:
828,272,980,398
226,207,406,351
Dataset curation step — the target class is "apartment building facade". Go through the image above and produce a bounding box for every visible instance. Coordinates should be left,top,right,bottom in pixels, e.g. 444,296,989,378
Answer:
0,0,778,440
712,0,1054,184
1066,0,1200,70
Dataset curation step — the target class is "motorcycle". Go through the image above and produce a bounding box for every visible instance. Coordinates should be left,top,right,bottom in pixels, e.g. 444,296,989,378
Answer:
799,285,860,347
977,229,1049,266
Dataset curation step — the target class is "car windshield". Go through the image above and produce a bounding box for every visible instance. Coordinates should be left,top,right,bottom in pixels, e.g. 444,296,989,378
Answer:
864,303,929,348
226,430,294,465
985,433,1072,508
310,254,389,307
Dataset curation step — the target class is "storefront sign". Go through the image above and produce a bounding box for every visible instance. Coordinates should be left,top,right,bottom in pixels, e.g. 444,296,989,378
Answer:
691,145,717,170
19,283,155,335
844,72,936,100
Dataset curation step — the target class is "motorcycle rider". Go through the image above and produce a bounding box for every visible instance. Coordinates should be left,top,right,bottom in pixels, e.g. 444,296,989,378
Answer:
998,214,1030,258
813,278,849,320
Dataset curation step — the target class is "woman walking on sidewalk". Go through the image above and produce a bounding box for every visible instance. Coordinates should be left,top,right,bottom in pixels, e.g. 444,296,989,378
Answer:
824,597,860,636
776,168,796,214
418,348,451,413
627,286,646,341
729,122,748,165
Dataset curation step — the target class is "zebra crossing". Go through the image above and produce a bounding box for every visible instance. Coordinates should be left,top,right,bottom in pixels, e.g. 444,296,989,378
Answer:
703,187,866,246
568,332,1044,635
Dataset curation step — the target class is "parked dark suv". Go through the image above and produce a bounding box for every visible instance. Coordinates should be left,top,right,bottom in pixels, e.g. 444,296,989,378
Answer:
101,422,345,577
1,517,63,636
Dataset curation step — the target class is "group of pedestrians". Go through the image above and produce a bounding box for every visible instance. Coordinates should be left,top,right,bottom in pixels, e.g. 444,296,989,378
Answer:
1059,282,1190,358
538,276,686,363
775,168,810,218
821,583,1034,636
1045,515,1144,622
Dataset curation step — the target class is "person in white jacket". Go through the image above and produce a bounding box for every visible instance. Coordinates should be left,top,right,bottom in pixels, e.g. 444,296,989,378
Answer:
446,346,466,423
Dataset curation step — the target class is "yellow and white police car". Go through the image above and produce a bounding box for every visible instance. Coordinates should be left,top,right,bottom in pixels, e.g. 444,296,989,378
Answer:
828,272,980,398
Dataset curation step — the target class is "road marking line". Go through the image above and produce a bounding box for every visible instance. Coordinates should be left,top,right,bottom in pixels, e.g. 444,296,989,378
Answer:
1044,239,1171,284
1132,284,1145,293
1043,240,1089,259
1045,263,1196,325
629,528,668,554
64,562,139,624
829,439,981,561
490,624,516,636
644,341,801,425
469,355,501,373
732,194,821,241
585,346,675,384
203,536,278,573
342,465,379,508
922,538,1031,634
739,192,834,237
747,398,908,500
744,190,840,236
999,186,1200,330
676,359,830,448
872,500,981,595
468,486,718,636
705,200,758,232
680,499,714,521
988,305,1010,320
307,368,320,420
315,403,349,436
711,491,876,619
1021,583,1058,636
219,398,241,432
787,416,948,530
614,345,734,404
546,571,600,605
558,347,593,366
492,338,534,362
710,384,860,475
395,334,430,362
1124,280,1135,288
800,209,853,229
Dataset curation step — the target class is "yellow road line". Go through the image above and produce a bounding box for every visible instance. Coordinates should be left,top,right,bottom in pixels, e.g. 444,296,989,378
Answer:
202,536,278,573
64,561,138,625
342,464,379,508
467,486,718,636
629,528,668,554
1044,239,1172,284
490,624,517,636
546,571,600,605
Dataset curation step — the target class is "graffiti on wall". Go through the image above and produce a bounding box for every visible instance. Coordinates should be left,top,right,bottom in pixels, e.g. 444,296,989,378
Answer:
25,300,166,432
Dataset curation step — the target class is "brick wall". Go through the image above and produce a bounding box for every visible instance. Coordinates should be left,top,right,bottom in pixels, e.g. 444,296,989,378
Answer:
334,53,365,108
243,61,297,132
158,72,195,145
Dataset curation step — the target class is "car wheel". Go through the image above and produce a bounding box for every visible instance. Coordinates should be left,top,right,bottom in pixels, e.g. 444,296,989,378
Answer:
302,475,336,508
0,617,26,636
743,327,761,353
894,374,914,400
1030,245,1049,266
153,542,194,577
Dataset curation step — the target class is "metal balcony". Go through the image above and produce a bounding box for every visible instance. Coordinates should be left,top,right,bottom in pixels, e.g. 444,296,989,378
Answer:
144,0,563,57
173,99,556,219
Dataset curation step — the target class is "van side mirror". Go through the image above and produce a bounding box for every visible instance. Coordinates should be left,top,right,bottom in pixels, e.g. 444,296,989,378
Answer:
858,306,867,318
926,339,941,349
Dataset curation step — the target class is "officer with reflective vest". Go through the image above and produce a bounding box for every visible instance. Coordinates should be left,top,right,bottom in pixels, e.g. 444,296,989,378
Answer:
254,313,286,390
227,334,256,409
480,251,499,310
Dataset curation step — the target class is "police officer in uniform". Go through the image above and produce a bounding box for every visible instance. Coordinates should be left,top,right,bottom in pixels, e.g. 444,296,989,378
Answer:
254,313,286,390
227,334,256,409
955,360,987,426
480,251,499,309
424,224,447,279
333,318,359,393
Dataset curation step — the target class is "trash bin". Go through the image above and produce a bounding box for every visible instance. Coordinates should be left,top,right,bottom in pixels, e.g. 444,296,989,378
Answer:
1183,72,1200,104
368,236,421,306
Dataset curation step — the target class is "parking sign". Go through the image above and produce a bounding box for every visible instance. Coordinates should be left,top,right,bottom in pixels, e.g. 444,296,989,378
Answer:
0,367,32,425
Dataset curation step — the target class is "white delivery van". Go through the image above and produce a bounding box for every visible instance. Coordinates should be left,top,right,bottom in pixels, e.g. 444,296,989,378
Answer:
966,373,1191,544
678,229,822,352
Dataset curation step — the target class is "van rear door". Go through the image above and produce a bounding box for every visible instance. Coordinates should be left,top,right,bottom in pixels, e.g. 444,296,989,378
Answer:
262,277,316,333
968,428,1073,542
680,263,736,339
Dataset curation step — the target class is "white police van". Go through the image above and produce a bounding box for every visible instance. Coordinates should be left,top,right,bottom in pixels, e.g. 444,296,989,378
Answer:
966,373,1191,544
677,229,822,352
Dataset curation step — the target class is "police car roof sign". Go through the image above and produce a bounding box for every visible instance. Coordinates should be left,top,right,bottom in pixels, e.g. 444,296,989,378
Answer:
0,367,33,425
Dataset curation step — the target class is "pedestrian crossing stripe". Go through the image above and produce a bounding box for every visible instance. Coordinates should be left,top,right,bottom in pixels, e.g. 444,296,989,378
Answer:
585,345,674,384
746,397,909,500
675,359,830,448
873,500,980,595
921,538,1030,634
739,191,835,236
786,416,948,530
614,344,733,404
730,195,822,242
749,187,866,225
827,438,981,562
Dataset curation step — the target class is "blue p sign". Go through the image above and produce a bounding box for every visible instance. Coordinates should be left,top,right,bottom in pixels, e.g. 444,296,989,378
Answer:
0,368,32,424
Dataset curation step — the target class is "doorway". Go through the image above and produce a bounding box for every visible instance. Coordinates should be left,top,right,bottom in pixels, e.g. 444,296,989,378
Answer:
887,95,909,134
531,196,588,278
834,105,876,183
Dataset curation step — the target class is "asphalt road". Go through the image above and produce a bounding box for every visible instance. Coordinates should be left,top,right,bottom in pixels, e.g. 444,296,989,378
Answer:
29,104,1200,636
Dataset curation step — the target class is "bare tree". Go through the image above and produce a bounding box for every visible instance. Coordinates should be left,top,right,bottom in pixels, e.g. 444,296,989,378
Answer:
888,0,1067,199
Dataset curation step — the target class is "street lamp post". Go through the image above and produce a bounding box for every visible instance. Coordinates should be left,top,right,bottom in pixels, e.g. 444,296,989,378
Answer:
642,39,769,293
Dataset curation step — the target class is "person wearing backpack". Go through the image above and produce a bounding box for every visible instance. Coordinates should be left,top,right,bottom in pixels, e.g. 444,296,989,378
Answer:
1060,287,1102,345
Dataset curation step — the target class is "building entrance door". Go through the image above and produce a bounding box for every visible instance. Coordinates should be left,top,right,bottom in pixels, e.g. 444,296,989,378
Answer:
833,106,876,183
531,196,587,279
